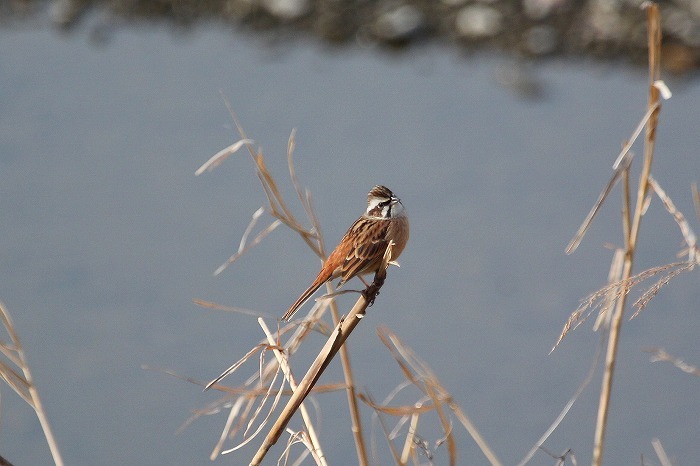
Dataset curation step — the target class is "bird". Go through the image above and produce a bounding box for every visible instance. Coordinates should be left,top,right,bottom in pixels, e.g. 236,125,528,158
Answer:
282,185,409,321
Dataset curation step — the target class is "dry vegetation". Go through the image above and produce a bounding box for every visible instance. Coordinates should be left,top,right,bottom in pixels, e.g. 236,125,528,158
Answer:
1,3,697,466
180,4,699,465
0,302,63,466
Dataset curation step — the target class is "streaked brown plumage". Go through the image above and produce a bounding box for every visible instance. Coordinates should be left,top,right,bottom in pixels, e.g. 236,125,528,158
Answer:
282,185,409,321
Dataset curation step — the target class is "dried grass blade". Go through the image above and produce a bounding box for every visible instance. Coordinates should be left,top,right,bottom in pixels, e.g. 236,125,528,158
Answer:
568,98,666,255
424,382,456,465
400,411,420,465
518,334,603,466
446,400,501,466
224,396,283,454
241,361,283,439
192,299,271,318
644,347,700,377
593,249,625,331
358,395,435,417
566,152,633,255
214,217,282,276
611,102,660,169
649,176,698,262
223,371,286,454
0,301,63,465
651,438,672,466
0,359,32,405
259,318,328,466
195,139,254,175
287,128,305,211
142,364,213,390
205,344,267,391
0,341,23,368
210,396,246,459
366,392,404,465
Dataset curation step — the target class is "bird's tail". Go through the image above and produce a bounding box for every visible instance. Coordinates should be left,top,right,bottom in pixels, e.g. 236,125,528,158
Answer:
282,278,325,321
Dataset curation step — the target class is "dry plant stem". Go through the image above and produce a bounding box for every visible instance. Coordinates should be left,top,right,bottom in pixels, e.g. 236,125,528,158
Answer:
258,319,327,466
400,412,420,465
250,249,391,466
591,5,661,466
326,283,370,466
0,302,64,466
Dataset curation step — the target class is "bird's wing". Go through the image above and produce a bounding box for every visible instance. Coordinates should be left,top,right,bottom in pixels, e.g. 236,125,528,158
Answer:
339,220,389,284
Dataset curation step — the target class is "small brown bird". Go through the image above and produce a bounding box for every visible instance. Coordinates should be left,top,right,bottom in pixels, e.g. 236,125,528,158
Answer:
282,185,409,321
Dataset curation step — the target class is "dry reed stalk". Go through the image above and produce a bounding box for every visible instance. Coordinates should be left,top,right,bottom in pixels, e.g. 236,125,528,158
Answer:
258,318,328,465
326,287,369,465
249,244,395,465
0,301,63,466
591,5,661,465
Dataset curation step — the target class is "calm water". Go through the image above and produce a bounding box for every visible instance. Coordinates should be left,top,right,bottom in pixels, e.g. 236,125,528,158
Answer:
1,21,699,465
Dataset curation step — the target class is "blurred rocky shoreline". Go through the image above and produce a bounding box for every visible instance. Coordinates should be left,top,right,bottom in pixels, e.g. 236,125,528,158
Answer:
4,0,700,73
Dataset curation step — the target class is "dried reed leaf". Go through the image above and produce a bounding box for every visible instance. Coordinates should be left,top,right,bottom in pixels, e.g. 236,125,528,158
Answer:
205,344,269,391
210,397,246,459
191,299,272,318
0,359,32,405
365,392,404,465
195,138,254,175
229,367,284,452
649,176,698,263
400,411,420,464
593,249,625,331
567,98,667,255
566,148,634,255
214,215,282,275
644,347,700,377
0,301,63,465
425,380,457,464
652,438,672,466
518,334,604,466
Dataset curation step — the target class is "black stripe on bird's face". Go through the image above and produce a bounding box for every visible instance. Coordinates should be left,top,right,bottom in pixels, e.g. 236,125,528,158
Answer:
367,198,392,218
